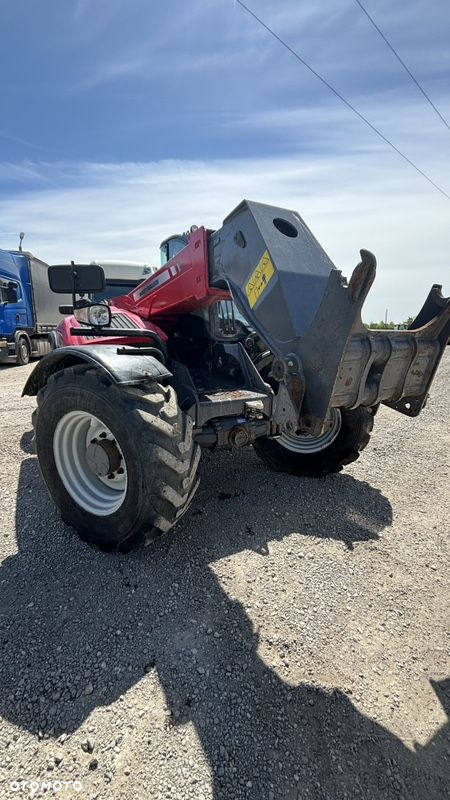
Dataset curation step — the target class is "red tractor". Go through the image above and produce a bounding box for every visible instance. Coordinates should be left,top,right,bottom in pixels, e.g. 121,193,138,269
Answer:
24,200,450,550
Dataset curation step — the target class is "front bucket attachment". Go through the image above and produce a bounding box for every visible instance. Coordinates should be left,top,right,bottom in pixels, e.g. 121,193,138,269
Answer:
211,200,450,435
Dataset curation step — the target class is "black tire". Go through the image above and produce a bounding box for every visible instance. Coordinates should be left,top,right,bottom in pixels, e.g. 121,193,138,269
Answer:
16,336,30,366
253,407,374,477
33,365,200,550
48,330,60,351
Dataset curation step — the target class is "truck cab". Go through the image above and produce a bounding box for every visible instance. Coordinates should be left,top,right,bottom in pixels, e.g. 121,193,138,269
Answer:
0,250,37,364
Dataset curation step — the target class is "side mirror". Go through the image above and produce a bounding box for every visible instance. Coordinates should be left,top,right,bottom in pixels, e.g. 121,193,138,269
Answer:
6,283,18,304
48,264,106,294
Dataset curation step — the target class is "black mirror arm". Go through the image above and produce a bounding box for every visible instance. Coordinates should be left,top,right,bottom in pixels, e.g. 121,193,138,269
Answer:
70,261,77,312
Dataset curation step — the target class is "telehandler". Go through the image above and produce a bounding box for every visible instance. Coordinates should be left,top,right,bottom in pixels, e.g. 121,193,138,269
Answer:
23,201,450,550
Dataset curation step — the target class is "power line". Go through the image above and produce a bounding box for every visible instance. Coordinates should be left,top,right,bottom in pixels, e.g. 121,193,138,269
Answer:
234,0,450,201
354,0,450,134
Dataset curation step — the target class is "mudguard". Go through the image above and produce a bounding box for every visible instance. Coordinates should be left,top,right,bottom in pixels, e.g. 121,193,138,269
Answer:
22,344,171,396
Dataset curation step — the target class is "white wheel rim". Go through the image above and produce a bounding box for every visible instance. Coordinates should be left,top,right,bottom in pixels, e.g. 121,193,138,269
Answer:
53,411,128,516
278,408,342,454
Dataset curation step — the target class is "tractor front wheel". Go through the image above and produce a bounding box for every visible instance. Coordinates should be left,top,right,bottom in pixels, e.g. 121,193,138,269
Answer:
33,365,200,550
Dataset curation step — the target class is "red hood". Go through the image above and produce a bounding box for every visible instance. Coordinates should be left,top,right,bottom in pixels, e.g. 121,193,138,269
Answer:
57,303,167,348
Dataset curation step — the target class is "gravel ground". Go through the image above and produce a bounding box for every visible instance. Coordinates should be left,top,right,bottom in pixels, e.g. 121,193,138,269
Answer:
0,354,449,800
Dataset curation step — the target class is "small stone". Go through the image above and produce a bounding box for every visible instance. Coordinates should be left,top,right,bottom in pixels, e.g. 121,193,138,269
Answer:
84,682,94,696
89,758,98,770
82,737,95,753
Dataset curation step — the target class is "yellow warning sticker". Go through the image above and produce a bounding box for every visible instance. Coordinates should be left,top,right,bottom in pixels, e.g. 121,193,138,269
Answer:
245,250,275,309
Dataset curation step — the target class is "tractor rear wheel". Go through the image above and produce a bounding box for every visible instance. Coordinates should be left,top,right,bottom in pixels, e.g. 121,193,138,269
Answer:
253,406,374,477
33,364,200,550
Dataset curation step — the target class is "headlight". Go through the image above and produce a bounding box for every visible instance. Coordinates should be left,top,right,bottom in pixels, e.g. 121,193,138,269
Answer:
74,303,111,327
89,304,111,327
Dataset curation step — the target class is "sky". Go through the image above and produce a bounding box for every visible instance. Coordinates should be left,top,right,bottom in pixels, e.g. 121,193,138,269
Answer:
0,0,449,321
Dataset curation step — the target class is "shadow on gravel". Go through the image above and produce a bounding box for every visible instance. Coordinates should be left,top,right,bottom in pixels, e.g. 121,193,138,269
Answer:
19,431,34,455
1,448,448,798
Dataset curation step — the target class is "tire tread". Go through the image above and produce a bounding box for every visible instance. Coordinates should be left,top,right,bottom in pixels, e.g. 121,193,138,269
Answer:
33,365,200,551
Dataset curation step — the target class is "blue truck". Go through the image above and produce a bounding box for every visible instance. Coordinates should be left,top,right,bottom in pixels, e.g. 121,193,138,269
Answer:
0,249,69,365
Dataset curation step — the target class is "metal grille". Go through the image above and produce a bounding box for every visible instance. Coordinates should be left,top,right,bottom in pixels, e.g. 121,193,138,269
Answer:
82,312,142,339
110,313,140,330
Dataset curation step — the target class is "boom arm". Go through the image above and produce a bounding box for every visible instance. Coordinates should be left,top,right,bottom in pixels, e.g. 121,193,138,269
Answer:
117,199,450,437
209,200,450,435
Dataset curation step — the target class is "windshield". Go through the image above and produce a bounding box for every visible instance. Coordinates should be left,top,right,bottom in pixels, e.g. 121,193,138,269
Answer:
91,280,142,303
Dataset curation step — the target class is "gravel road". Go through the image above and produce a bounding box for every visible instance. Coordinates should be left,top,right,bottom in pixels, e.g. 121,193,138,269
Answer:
0,354,449,800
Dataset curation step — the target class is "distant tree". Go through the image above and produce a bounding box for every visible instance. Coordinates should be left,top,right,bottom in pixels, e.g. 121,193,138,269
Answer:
366,321,396,330
404,316,415,327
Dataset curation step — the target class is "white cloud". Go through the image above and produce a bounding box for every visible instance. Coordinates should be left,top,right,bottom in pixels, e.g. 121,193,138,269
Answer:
1,153,449,322
74,55,151,90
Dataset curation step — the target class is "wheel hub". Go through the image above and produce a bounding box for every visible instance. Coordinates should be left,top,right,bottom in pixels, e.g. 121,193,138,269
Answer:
86,439,122,477
53,411,128,516
278,408,342,454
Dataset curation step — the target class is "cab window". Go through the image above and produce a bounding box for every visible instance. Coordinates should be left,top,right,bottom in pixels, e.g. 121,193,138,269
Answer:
0,278,19,304
160,236,188,266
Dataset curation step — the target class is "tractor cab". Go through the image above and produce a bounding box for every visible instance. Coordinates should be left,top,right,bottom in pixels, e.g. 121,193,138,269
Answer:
159,233,189,266
159,230,261,352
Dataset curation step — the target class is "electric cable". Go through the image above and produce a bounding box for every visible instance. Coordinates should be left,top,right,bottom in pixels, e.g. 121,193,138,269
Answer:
354,0,450,134
234,0,450,200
